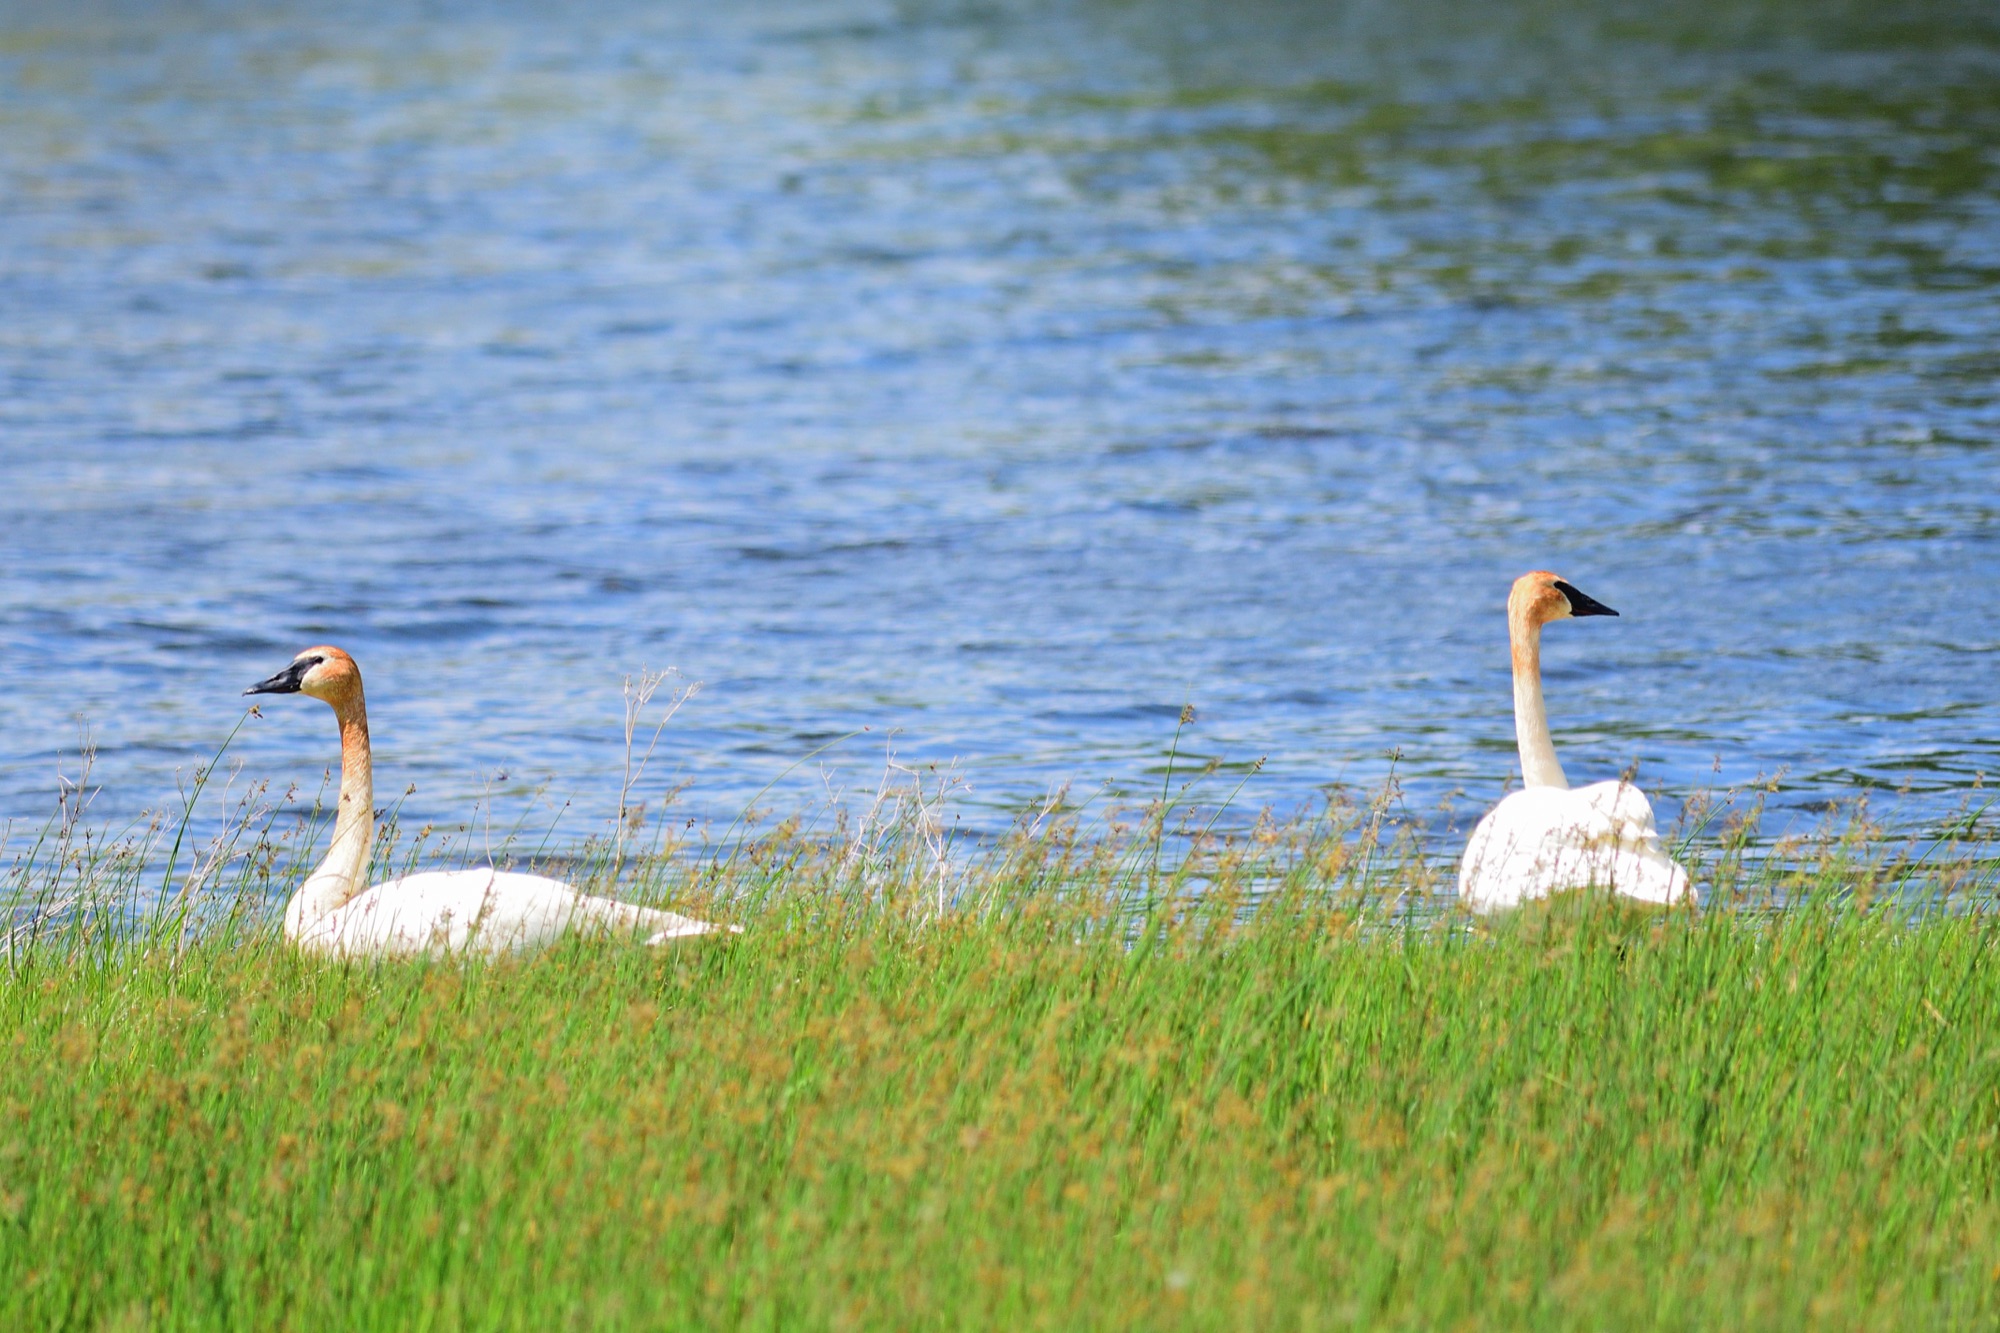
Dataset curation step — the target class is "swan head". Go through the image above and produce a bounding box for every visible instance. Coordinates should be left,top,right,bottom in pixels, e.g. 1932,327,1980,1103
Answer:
1510,571,1619,627
246,645,363,707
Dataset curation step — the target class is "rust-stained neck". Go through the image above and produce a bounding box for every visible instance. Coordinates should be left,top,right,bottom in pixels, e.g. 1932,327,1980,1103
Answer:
1507,572,1570,790
284,659,376,939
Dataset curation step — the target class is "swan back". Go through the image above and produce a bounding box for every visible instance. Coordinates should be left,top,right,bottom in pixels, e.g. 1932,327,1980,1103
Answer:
289,868,732,958
1459,783,1692,913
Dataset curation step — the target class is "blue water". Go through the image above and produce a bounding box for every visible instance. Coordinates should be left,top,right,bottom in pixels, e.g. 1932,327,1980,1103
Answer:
1,0,1996,852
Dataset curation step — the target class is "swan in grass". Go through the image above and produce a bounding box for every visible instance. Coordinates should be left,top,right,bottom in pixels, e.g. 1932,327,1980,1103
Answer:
1457,572,1693,913
247,646,732,957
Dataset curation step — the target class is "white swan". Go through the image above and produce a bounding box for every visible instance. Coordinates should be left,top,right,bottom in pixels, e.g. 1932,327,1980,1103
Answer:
1457,572,1693,913
247,646,732,956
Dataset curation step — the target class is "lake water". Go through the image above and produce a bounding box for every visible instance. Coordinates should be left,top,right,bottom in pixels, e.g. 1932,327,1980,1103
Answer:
1,0,1996,855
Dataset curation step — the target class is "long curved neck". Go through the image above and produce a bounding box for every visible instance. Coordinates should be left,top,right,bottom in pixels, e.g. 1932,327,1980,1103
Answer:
1509,605,1569,790
285,692,374,936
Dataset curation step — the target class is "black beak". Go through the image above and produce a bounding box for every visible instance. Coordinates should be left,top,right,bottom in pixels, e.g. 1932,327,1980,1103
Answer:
1552,580,1619,618
245,660,310,696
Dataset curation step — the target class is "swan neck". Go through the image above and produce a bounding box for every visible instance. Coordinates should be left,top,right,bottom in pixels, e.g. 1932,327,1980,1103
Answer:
1509,606,1569,790
286,693,374,937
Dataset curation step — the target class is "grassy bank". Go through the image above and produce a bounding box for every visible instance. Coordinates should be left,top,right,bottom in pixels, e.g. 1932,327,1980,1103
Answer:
3,867,1998,1330
3,740,1997,1330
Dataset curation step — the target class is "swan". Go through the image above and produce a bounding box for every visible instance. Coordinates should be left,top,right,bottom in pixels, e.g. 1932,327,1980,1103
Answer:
246,646,733,956
1457,572,1693,913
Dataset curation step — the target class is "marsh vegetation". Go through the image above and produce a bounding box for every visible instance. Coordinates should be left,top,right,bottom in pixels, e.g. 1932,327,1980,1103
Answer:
3,747,1996,1330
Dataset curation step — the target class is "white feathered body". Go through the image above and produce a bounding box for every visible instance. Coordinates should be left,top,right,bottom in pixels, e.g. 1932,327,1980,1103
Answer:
1458,781,1693,913
286,868,728,958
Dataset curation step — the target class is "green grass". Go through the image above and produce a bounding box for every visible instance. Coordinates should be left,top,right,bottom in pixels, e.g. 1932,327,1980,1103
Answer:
2,743,1998,1329
3,826,1999,1329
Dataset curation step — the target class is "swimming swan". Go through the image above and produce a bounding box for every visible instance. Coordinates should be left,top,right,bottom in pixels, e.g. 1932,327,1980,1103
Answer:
1457,572,1693,913
247,646,732,956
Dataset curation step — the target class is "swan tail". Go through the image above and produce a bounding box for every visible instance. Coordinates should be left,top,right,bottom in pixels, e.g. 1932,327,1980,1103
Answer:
637,907,741,945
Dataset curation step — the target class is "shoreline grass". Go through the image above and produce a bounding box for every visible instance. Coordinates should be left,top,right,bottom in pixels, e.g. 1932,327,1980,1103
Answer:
2,718,1998,1329
3,882,1998,1329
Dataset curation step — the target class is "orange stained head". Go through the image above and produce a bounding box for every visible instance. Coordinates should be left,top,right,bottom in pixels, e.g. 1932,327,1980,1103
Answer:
245,645,366,710
1507,570,1619,629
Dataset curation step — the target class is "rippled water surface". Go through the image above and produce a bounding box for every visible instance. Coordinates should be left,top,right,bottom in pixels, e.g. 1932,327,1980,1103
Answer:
2,0,1997,849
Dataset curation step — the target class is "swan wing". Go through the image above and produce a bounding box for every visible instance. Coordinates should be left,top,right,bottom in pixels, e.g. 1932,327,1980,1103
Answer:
292,869,731,958
1459,787,1693,912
